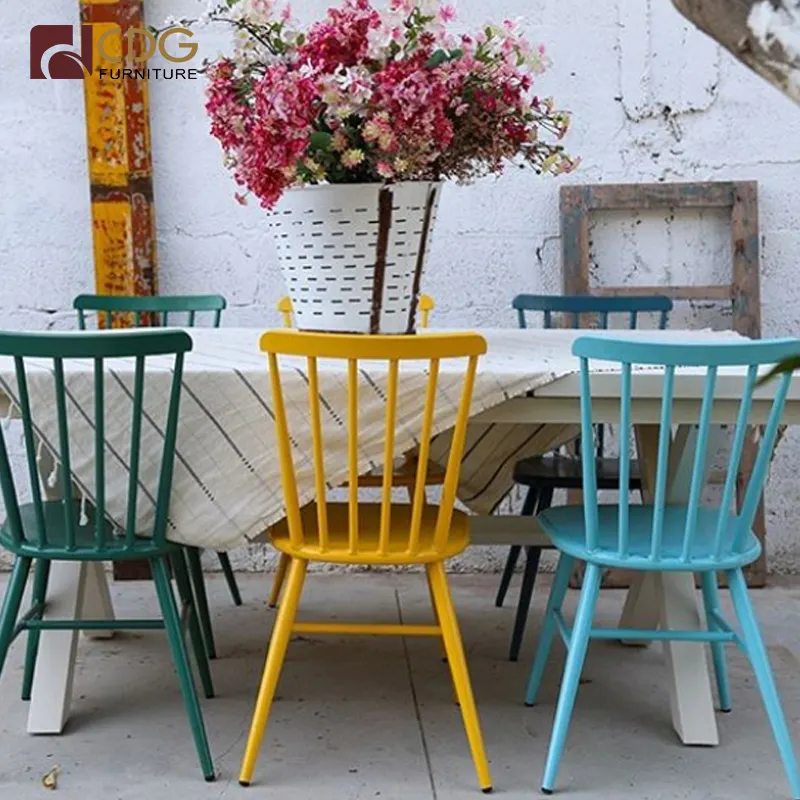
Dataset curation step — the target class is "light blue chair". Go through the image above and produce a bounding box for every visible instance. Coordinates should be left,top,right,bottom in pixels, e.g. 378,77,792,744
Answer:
525,335,800,797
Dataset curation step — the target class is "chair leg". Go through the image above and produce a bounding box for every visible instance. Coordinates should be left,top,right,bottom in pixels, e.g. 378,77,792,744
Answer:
495,486,539,608
0,557,32,676
151,556,215,782
700,571,732,712
509,546,543,662
240,557,307,787
185,547,216,660
425,568,449,664
427,561,493,793
171,552,215,699
525,553,574,706
268,553,291,609
217,551,243,607
22,559,50,701
727,568,800,800
541,562,602,795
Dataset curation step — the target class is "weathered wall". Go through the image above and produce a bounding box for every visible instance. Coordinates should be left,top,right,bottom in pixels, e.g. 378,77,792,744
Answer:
2,0,800,572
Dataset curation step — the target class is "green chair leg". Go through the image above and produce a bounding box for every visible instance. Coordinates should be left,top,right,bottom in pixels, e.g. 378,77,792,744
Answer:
217,551,242,607
185,547,217,660
22,559,51,701
700,571,732,712
0,557,32,675
151,556,215,782
171,552,215,699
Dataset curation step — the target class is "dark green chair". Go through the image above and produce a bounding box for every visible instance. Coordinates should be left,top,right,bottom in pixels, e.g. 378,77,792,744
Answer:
496,294,673,661
0,330,215,781
74,293,243,661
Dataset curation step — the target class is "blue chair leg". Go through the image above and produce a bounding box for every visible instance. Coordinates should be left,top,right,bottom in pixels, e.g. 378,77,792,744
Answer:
727,568,800,800
541,562,602,795
525,553,574,706
509,546,543,662
496,487,540,608
700,571,732,712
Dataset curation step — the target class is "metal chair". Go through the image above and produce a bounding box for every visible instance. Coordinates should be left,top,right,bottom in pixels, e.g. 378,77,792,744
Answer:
0,330,215,780
496,294,673,661
74,293,242,661
268,294,445,608
239,330,492,792
526,335,800,796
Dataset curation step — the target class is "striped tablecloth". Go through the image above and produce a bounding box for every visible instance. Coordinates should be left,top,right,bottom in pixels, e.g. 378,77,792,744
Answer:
0,328,592,550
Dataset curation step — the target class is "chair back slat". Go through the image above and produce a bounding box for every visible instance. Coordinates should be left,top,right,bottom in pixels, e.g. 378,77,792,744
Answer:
0,331,190,558
277,295,435,330
73,294,227,330
124,355,146,548
347,359,359,554
408,359,440,554
306,357,329,552
93,358,105,551
574,335,800,567
379,360,399,556
52,358,76,552
617,362,632,557
734,370,792,550
13,357,47,546
681,367,717,561
260,331,485,560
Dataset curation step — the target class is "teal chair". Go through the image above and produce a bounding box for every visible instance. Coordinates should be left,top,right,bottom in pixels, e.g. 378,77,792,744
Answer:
0,330,215,780
74,293,243,661
526,335,800,797
497,294,673,661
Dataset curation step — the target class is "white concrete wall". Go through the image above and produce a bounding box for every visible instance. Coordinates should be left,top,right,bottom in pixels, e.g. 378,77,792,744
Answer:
2,0,800,572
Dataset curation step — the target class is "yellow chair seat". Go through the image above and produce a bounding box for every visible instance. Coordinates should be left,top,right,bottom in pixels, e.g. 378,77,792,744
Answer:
270,503,470,564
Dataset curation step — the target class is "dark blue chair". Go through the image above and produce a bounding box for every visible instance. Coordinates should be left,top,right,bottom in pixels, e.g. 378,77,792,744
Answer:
496,294,673,661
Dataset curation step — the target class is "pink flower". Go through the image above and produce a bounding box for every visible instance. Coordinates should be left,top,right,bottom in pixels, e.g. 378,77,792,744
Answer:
376,160,394,179
438,4,456,24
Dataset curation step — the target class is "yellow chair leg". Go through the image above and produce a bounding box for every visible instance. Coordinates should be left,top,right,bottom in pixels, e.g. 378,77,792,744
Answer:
240,557,307,786
427,561,493,793
425,569,449,665
268,552,291,608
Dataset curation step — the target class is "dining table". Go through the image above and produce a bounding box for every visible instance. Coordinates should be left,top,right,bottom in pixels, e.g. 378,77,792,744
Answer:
1,325,796,748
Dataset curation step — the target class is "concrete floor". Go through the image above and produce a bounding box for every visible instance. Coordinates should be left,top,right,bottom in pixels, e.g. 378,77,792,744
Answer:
1,572,800,799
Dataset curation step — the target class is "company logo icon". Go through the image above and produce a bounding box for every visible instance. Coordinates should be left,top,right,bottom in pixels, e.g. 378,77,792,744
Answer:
30,24,93,79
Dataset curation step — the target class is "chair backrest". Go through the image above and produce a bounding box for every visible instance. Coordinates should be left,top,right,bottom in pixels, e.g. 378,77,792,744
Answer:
261,330,486,557
574,335,800,565
513,294,672,331
0,330,192,555
513,294,673,457
276,295,435,329
74,294,226,329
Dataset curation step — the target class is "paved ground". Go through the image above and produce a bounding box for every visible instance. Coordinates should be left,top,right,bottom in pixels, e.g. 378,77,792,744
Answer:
1,571,800,799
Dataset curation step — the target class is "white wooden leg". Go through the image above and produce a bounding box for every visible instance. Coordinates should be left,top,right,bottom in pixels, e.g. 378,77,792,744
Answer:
657,570,719,745
625,424,719,746
81,563,115,640
27,561,88,734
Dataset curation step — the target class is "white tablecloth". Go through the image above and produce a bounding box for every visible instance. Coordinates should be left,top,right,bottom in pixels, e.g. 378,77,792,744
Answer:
0,327,740,550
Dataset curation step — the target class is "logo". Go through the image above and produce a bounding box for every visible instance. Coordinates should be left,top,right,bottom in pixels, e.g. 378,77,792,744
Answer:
30,24,93,79
30,24,199,80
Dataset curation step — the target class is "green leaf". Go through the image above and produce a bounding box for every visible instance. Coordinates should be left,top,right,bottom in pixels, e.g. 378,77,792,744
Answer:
425,49,449,68
309,132,333,151
448,48,464,60
756,356,800,386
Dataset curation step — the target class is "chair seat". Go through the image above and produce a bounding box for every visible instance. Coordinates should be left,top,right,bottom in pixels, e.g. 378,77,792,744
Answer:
270,503,470,564
538,504,761,571
0,500,174,560
513,454,642,490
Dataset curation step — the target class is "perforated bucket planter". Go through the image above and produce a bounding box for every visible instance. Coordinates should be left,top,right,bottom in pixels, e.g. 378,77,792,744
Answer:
268,181,441,334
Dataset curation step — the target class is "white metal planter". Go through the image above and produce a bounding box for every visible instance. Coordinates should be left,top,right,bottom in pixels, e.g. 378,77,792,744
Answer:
268,182,441,334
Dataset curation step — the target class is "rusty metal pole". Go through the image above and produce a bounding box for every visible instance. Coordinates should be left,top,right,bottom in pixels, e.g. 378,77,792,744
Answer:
81,0,157,579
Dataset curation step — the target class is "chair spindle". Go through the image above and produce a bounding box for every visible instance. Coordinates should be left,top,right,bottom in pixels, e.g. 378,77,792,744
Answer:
379,360,399,556
307,356,329,552
650,364,675,561
347,359,359,555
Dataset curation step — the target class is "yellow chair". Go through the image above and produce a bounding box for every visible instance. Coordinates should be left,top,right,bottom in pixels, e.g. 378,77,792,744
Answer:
239,330,492,793
268,294,445,607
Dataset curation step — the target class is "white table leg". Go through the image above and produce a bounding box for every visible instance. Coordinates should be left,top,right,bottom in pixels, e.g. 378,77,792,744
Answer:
81,563,114,640
27,561,88,734
625,424,719,746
